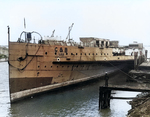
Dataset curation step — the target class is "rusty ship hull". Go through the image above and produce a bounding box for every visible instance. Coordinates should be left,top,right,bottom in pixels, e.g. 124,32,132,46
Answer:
9,41,137,102
8,23,146,102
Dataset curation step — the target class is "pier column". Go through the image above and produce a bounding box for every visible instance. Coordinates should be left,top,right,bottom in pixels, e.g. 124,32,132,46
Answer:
99,87,111,109
105,72,109,87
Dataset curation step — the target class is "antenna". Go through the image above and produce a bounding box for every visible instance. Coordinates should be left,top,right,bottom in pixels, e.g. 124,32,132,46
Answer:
24,18,27,42
66,23,74,42
24,18,26,29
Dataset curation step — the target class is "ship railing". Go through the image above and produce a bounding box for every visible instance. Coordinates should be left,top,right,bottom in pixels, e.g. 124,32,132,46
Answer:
17,39,101,48
17,37,41,44
68,42,98,48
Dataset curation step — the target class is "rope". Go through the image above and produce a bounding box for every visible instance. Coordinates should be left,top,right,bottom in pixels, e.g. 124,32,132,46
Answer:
8,43,42,72
19,44,42,71
106,60,143,83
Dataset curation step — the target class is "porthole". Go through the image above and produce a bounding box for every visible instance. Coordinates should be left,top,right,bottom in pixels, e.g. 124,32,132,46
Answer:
45,52,47,55
45,66,46,68
93,53,94,55
38,66,40,68
57,58,60,62
76,53,78,55
81,53,82,55
89,53,90,55
85,53,86,55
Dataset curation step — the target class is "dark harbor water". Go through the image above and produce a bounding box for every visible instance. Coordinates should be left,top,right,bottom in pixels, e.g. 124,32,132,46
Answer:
0,62,142,117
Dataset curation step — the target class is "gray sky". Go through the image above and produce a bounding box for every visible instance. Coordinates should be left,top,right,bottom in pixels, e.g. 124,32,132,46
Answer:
0,0,150,45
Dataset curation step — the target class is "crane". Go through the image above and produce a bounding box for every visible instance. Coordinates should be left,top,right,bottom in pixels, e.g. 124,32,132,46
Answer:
66,23,74,42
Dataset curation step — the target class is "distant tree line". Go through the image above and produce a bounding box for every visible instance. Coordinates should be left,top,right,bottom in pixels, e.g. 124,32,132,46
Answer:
0,54,8,59
0,46,8,60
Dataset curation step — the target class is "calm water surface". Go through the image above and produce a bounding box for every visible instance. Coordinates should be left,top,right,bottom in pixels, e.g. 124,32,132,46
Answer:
0,62,141,117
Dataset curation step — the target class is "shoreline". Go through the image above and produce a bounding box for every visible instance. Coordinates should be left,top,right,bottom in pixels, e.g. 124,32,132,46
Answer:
107,70,150,117
0,58,8,62
127,92,150,117
127,80,150,117
0,61,7,62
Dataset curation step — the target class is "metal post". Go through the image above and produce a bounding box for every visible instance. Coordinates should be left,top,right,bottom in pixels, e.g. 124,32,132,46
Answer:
145,50,148,61
105,72,109,87
134,52,138,70
7,26,10,43
7,26,11,103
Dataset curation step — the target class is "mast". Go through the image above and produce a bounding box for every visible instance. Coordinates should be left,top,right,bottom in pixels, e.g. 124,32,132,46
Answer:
7,26,11,102
24,18,27,42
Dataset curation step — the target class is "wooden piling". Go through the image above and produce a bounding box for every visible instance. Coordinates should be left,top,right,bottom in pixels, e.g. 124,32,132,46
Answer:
99,87,111,109
99,85,150,110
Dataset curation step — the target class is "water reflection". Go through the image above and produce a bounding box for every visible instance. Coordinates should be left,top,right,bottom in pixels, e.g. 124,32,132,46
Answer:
1,62,141,117
0,62,10,117
9,82,140,117
10,83,100,117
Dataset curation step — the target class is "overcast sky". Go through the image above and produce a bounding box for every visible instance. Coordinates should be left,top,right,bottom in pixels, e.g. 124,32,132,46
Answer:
0,0,150,45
